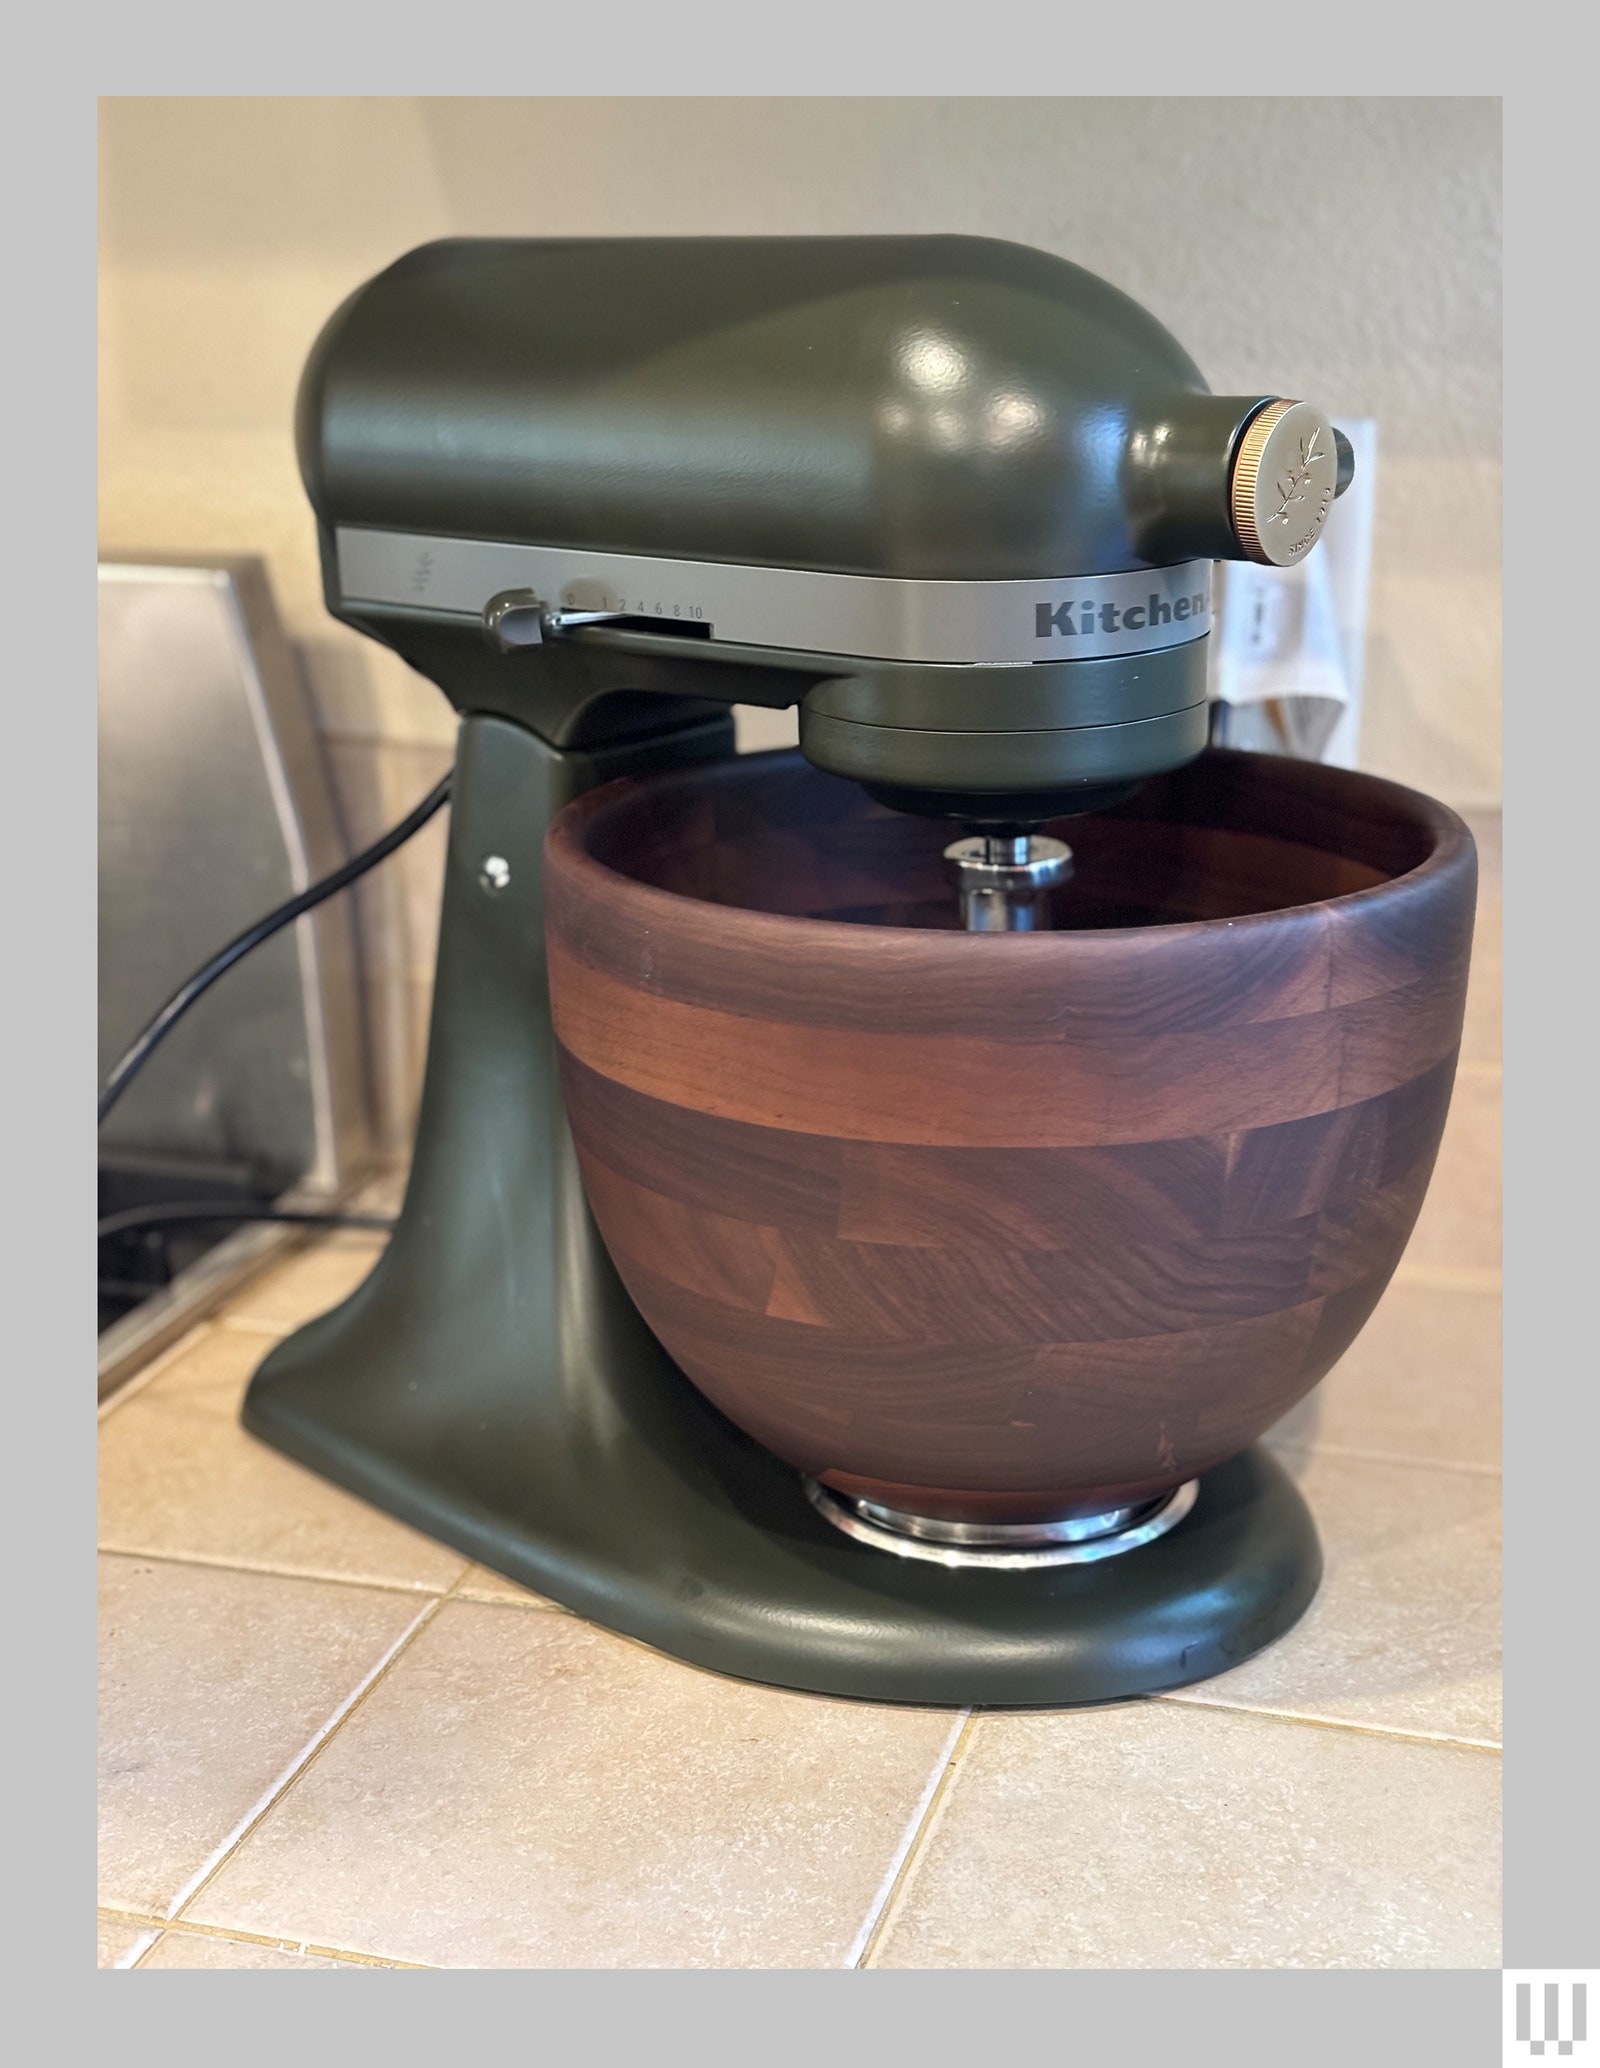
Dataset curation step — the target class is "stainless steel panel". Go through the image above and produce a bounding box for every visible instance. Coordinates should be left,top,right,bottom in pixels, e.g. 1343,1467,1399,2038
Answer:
98,558,375,1391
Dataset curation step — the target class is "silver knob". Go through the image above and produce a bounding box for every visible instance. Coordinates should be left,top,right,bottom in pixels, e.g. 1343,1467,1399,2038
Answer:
483,590,632,653
482,590,548,651
1229,400,1340,567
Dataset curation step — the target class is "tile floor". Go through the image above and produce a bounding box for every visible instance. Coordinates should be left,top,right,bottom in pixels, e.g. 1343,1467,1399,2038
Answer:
97,813,1501,1970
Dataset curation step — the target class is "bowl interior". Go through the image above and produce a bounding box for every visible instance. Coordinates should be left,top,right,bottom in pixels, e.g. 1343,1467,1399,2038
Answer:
580,748,1446,933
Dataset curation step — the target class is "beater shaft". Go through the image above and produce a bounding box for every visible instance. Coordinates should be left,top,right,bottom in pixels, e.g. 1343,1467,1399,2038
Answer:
943,832,1073,931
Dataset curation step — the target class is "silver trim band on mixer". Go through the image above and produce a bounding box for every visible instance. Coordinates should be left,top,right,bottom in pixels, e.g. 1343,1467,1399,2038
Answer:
335,527,1213,668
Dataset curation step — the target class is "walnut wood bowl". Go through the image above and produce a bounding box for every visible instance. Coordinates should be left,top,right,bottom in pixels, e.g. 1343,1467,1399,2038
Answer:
544,747,1476,1528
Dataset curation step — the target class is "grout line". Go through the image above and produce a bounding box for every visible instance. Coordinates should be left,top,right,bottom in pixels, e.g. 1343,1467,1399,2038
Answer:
1263,1438,1501,1480
221,1293,388,1336
102,1906,426,1970
98,1323,215,1424
851,1712,978,1970
96,1542,565,1615
99,1923,163,1971
1390,1263,1501,1293
841,1709,968,1969
1153,1689,1502,1754
212,1315,294,1339
266,1215,394,1245
95,1541,466,1601
163,1589,448,1925
105,1912,429,1970
453,1583,571,1614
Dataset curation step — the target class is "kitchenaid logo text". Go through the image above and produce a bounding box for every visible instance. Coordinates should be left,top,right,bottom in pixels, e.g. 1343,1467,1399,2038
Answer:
1035,590,1208,640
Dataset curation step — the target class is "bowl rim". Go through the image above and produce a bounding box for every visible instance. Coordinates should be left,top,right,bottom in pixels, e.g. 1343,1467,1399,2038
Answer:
545,743,1477,951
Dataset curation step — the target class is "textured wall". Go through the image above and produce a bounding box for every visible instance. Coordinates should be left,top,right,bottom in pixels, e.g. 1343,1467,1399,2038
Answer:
99,96,1501,1147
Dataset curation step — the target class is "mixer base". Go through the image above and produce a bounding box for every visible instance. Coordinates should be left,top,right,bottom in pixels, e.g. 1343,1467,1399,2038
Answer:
248,1302,1319,1707
243,713,1323,1708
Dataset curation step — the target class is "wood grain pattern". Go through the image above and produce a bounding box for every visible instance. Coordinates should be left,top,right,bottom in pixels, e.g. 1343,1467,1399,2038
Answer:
545,748,1476,1524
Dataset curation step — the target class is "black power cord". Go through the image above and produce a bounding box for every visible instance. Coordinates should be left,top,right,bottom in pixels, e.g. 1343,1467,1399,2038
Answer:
98,770,452,1124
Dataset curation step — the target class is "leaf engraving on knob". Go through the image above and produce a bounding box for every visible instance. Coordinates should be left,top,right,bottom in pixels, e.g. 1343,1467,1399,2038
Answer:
1267,423,1326,529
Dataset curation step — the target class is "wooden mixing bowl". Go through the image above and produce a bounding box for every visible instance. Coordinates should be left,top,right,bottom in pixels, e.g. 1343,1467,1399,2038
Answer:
544,747,1476,1528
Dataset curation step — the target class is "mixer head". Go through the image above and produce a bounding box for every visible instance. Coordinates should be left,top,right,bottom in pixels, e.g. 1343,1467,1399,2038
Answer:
296,236,1351,826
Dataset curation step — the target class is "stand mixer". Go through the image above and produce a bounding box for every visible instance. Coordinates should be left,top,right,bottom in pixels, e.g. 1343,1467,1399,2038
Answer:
245,234,1472,1705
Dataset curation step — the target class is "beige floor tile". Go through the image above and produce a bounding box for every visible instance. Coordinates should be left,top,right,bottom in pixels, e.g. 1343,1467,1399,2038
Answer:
453,1566,563,1610
348,1163,411,1218
188,1602,961,1969
1265,1279,1500,1471
218,1234,387,1334
98,1322,212,1425
99,1554,428,1919
1167,1451,1500,1746
1459,809,1501,1068
139,1931,372,1970
98,1915,160,1968
98,1326,466,1592
872,1702,1499,1969
1400,1068,1500,1279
